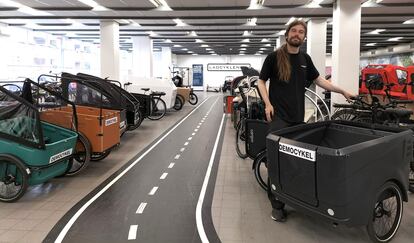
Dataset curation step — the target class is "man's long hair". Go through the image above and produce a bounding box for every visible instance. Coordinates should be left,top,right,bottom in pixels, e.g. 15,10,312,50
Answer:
276,20,307,82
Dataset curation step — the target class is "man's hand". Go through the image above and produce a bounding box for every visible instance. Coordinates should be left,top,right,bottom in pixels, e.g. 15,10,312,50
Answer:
265,104,274,122
342,90,356,102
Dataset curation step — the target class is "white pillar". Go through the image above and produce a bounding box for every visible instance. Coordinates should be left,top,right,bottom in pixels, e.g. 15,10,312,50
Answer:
132,36,153,78
100,21,120,80
331,0,361,106
161,47,172,79
0,24,9,79
307,19,327,96
275,36,286,50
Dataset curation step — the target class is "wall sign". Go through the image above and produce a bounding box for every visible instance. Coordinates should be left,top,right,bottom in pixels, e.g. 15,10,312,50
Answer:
207,63,251,71
192,64,203,86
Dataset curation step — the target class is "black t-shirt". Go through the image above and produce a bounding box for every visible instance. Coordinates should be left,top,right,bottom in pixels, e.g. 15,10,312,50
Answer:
259,51,319,123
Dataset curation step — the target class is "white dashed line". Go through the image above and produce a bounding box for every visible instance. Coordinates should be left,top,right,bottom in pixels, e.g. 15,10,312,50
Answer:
136,203,147,214
199,123,202,126
192,133,196,136
180,147,185,152
175,154,181,159
148,187,158,195
128,225,138,240
188,137,193,140
184,142,189,146
168,163,175,168
194,129,198,132
160,173,168,180
197,126,200,129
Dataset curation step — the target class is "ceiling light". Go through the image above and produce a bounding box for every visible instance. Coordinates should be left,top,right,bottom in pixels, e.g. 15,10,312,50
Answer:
148,0,172,10
264,44,272,47
130,20,141,27
146,31,157,37
260,48,267,50
387,37,403,41
206,48,213,50
261,38,269,42
165,39,172,43
188,31,198,37
403,19,414,24
92,5,108,11
77,0,107,10
277,30,286,36
192,53,198,56
173,44,182,47
366,29,386,34
254,53,262,55
241,39,250,43
243,31,252,36
247,17,258,26
239,48,247,50
173,19,186,26
195,39,204,43
239,53,246,56
200,44,209,47
362,0,383,7
241,44,249,47
211,53,218,56
365,43,377,46
181,48,188,51
248,0,265,9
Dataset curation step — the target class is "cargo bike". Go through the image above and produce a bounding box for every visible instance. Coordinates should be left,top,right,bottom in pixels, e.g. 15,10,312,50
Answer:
75,73,143,130
266,120,412,242
57,72,128,137
35,75,122,162
0,85,78,202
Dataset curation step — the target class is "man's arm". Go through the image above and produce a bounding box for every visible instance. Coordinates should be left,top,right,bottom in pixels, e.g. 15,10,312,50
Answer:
314,75,354,101
258,79,274,122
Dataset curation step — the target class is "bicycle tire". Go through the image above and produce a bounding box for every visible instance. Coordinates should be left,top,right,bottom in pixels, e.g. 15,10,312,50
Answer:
253,150,268,191
148,97,166,120
66,132,91,176
173,94,184,110
189,92,198,105
235,119,248,159
0,154,29,202
331,109,367,121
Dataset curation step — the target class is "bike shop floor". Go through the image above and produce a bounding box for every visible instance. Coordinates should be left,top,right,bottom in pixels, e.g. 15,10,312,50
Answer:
0,92,413,243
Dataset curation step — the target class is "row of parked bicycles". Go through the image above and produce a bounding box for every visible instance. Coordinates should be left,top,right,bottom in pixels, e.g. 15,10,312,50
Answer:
0,72,198,202
228,67,413,243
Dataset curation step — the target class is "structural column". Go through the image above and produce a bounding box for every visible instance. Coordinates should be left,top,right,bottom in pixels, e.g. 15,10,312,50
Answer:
275,36,286,50
132,36,153,78
307,19,327,95
161,47,172,79
331,0,361,106
100,21,120,80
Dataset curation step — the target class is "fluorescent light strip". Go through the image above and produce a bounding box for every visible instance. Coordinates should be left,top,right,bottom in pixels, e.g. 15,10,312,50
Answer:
173,19,186,26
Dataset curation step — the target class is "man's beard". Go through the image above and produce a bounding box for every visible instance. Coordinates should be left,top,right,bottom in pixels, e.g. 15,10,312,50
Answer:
287,36,304,47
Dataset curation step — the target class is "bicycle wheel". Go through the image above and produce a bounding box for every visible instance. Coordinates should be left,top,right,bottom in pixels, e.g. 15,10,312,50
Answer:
173,94,184,111
253,151,268,191
235,119,248,159
127,110,143,131
148,97,166,120
66,132,91,176
409,167,414,193
189,92,198,105
0,154,29,202
366,181,403,243
91,150,111,162
331,109,365,121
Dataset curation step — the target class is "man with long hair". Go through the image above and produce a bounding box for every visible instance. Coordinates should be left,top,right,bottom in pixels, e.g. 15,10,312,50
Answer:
257,20,354,222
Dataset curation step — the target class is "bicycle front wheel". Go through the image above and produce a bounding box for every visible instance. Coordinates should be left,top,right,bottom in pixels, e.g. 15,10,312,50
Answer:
148,97,166,120
189,92,198,105
235,119,248,159
253,151,268,191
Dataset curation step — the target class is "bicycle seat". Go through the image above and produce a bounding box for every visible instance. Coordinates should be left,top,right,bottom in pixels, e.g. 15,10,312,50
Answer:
152,91,166,96
141,88,150,92
384,108,413,117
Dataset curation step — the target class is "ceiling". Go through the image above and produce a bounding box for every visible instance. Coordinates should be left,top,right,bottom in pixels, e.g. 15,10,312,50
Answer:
0,0,413,55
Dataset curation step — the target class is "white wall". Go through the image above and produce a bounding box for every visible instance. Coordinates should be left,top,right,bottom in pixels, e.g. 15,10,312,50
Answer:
176,55,266,88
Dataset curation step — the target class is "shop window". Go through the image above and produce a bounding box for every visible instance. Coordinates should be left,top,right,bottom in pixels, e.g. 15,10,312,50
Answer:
395,69,407,85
